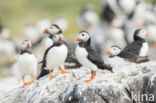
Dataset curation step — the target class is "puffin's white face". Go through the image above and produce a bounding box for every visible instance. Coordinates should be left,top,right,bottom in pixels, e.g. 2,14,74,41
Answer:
21,40,31,50
46,25,60,34
74,31,90,43
109,46,121,56
137,29,147,38
52,34,63,43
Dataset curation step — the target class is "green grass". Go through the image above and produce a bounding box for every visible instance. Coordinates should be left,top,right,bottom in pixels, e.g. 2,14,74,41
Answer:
0,0,101,39
0,0,154,38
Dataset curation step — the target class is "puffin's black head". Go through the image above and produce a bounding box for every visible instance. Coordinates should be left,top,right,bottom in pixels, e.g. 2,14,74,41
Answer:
74,30,90,44
42,24,62,35
104,45,121,57
134,29,149,40
21,40,31,50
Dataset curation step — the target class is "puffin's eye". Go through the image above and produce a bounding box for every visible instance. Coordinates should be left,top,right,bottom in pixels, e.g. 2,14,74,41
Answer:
82,34,84,36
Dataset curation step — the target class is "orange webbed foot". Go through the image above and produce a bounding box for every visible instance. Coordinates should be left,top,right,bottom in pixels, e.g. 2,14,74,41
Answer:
59,66,70,74
84,79,93,83
61,70,71,74
84,71,96,83
23,82,27,88
29,76,36,84
49,75,56,80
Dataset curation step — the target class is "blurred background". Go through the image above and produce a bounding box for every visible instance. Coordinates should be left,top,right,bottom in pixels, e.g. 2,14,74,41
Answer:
0,0,156,95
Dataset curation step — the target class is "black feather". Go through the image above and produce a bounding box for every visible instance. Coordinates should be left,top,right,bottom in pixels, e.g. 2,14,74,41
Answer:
79,38,112,72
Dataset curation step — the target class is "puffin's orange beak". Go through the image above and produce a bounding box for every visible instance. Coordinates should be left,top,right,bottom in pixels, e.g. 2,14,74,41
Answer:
27,42,31,49
42,41,45,47
74,36,78,44
104,48,110,56
59,35,63,41
42,28,47,34
145,32,150,37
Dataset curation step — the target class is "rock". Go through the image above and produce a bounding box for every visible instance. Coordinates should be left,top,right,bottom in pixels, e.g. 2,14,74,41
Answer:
0,61,156,103
0,77,19,96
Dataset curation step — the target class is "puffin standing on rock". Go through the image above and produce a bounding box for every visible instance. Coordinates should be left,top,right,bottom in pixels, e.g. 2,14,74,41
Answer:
17,40,37,87
74,31,113,83
41,33,70,80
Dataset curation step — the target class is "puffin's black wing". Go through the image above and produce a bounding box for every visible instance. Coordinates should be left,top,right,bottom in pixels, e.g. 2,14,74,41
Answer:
118,52,149,63
121,41,143,55
86,46,112,72
37,69,49,79
41,45,54,68
37,45,54,79
64,42,82,69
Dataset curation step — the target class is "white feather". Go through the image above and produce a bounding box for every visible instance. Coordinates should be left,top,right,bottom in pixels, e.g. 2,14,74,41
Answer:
75,45,97,71
139,42,148,57
17,53,37,77
46,44,68,70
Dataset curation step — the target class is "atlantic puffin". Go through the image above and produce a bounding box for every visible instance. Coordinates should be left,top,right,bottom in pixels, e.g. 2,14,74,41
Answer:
74,31,113,83
41,33,70,80
117,28,149,57
37,24,81,79
43,24,81,68
17,40,37,87
104,45,149,63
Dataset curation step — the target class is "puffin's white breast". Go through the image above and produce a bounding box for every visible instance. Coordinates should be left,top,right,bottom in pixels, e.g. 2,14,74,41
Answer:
139,42,148,57
46,44,68,69
17,53,37,76
75,45,97,71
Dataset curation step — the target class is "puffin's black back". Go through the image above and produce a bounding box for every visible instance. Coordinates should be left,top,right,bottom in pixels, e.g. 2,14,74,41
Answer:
119,29,146,55
119,41,144,55
117,51,149,63
79,39,112,71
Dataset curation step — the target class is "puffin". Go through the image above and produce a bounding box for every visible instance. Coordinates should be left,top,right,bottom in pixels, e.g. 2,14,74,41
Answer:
116,28,149,57
74,31,113,83
104,45,149,63
37,24,81,79
17,40,37,87
41,33,70,80
78,4,100,29
53,14,68,32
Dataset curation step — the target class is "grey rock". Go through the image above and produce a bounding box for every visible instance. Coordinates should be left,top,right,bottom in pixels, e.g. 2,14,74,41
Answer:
0,61,156,103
